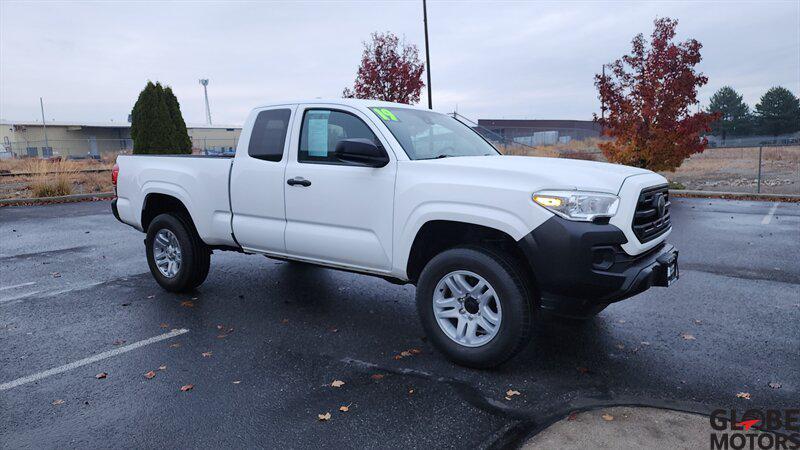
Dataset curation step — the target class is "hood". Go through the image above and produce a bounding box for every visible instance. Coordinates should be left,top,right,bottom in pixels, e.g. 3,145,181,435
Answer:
417,155,653,194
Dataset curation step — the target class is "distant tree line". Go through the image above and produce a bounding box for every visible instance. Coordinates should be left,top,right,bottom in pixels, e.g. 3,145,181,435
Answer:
707,86,800,140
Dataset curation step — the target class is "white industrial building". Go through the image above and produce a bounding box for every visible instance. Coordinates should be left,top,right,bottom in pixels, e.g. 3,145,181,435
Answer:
0,121,241,159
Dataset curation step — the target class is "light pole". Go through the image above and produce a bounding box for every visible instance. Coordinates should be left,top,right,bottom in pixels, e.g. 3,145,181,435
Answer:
40,97,49,151
422,0,432,109
199,79,212,125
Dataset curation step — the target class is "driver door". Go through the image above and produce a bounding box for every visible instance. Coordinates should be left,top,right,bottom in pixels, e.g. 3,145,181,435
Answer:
283,105,396,273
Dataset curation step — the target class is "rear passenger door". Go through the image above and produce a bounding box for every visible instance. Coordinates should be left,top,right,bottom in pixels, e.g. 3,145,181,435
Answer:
283,105,397,272
229,106,295,253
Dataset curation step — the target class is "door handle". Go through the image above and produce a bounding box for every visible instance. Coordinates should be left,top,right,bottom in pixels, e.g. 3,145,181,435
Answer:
287,177,311,187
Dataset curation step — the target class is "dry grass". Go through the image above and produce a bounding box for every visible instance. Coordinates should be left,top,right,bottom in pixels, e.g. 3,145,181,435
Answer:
0,158,116,200
29,177,73,197
0,157,113,174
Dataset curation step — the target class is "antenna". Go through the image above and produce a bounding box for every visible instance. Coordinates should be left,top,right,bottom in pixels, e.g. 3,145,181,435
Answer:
199,79,212,125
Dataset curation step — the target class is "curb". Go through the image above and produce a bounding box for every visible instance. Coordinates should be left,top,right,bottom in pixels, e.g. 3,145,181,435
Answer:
669,189,800,201
0,192,115,206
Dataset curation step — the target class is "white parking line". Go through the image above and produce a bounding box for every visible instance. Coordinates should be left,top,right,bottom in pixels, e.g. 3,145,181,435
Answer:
761,202,779,225
0,328,189,391
0,282,36,291
0,282,104,305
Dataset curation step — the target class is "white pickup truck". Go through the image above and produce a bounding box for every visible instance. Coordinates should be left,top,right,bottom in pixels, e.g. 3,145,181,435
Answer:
113,99,678,367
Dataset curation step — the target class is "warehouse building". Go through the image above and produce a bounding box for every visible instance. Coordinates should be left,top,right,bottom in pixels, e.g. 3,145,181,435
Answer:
0,121,241,159
476,119,602,146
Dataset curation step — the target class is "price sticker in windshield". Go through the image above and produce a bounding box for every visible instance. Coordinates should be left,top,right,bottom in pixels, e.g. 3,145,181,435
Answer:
371,108,399,122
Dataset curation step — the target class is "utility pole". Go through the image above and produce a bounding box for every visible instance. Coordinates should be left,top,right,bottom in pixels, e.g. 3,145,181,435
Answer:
600,64,606,122
422,0,432,109
40,97,49,150
199,79,212,125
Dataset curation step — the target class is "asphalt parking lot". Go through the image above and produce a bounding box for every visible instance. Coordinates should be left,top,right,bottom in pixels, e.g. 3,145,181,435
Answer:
1,197,798,448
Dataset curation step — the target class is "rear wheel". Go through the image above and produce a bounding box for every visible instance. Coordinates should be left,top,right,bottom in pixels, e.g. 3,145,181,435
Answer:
416,246,534,368
145,213,210,292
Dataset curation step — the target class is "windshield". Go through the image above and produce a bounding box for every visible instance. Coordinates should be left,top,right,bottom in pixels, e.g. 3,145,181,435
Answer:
370,107,499,160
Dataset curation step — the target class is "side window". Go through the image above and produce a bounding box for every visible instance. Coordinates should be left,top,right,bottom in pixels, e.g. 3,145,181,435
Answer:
298,109,380,164
248,108,291,162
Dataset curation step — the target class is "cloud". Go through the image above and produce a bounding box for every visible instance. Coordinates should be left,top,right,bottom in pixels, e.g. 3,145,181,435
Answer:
1,1,797,124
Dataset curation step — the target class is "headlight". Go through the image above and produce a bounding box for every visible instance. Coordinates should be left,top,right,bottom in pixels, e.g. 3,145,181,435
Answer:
533,190,620,222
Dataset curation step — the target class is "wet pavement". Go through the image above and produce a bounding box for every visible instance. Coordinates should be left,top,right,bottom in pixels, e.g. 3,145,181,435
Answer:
1,198,798,448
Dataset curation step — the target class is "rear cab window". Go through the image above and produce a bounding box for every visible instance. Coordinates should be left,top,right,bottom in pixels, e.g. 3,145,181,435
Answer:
248,108,292,162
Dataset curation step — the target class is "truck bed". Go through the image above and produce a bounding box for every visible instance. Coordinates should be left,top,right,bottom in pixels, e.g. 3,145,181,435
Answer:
114,154,237,246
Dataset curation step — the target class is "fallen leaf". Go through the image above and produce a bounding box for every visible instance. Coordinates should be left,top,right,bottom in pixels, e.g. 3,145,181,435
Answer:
201,351,212,358
339,404,350,412
567,412,578,421
601,413,614,421
680,332,696,341
409,348,422,355
393,355,402,360
318,412,331,421
216,334,228,339
169,343,181,348
158,365,167,370
160,323,169,328
112,339,126,346
370,374,384,380
331,380,345,388
768,382,781,389
736,392,751,400
180,384,194,392
52,399,65,406
95,372,107,379
144,370,156,379
506,389,521,397
180,301,194,308
233,380,241,384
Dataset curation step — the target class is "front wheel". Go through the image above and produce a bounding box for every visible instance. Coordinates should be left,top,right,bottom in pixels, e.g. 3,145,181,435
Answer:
145,213,210,292
416,246,534,368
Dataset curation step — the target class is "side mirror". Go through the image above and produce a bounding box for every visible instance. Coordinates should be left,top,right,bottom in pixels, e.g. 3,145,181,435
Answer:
334,138,390,168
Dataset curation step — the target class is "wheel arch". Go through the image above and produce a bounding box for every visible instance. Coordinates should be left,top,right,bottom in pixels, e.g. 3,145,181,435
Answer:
141,193,201,240
404,220,538,291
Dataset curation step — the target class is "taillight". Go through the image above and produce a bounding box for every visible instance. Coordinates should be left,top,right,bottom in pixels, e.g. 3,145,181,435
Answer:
112,163,119,186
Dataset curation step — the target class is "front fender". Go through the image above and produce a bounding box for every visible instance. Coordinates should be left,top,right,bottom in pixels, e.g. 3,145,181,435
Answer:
393,201,548,279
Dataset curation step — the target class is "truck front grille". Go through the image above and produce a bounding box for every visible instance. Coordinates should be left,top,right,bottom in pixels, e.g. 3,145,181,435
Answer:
632,184,671,243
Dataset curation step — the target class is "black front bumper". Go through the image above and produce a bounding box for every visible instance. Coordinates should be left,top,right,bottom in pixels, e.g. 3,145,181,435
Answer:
517,216,678,316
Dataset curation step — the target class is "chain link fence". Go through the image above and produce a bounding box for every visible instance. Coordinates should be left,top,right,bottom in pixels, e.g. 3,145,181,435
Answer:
3,129,798,195
0,138,240,160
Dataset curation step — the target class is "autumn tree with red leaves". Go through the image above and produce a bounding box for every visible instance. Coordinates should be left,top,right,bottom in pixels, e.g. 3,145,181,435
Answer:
595,18,717,172
343,32,425,104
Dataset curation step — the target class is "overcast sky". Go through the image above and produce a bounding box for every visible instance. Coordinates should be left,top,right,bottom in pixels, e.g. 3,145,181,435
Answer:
1,1,798,126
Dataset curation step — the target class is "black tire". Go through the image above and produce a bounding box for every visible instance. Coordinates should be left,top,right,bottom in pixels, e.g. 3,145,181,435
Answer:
415,246,534,369
145,213,211,293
